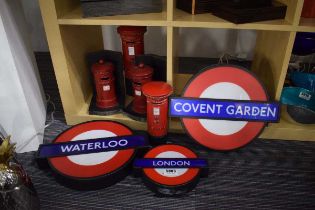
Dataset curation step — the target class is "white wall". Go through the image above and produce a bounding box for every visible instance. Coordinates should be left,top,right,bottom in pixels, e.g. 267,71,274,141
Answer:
0,0,46,152
102,26,257,59
21,0,257,59
20,0,48,51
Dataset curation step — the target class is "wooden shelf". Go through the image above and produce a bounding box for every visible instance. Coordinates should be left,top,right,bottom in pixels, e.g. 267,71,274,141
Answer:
173,9,294,31
39,0,315,142
65,94,183,132
69,96,315,142
58,6,168,26
260,107,315,141
57,6,296,31
298,18,315,32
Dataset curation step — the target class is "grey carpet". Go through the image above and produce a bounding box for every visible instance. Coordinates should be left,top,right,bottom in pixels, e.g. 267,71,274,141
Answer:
16,123,315,210
14,52,315,209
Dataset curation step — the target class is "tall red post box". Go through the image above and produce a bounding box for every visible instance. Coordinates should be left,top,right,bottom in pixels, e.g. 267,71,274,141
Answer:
117,26,147,71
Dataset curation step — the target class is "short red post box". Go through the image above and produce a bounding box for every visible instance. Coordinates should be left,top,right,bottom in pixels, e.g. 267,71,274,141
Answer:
142,81,173,138
91,59,118,109
128,63,153,115
117,26,147,71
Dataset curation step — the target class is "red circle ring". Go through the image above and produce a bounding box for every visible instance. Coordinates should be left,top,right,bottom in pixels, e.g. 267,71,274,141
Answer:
182,65,268,151
143,145,199,186
49,121,134,178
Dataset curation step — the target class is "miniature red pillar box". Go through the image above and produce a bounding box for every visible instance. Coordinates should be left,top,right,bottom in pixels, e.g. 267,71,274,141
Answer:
92,60,118,109
142,81,173,139
128,63,153,115
117,26,147,71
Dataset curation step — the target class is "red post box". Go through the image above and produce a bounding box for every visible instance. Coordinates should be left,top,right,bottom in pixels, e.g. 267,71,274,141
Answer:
128,63,153,115
91,59,118,109
301,0,315,18
142,81,173,138
117,26,147,71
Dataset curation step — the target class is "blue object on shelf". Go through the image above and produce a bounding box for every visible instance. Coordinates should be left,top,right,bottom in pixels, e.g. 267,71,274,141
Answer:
291,71,315,92
292,32,315,56
280,87,315,112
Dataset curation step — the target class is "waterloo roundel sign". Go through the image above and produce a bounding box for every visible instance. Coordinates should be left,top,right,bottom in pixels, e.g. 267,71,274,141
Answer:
47,121,137,190
174,65,272,151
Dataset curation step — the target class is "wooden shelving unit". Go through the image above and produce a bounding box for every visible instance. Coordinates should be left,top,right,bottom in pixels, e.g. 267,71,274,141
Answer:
58,5,167,26
173,9,293,31
39,0,315,141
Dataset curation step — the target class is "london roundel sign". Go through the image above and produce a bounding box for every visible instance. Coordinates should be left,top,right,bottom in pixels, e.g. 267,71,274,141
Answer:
133,144,208,196
170,65,280,151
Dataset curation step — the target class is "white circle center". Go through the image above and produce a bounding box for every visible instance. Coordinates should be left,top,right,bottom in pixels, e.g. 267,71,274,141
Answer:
67,130,118,166
154,151,188,177
199,82,250,136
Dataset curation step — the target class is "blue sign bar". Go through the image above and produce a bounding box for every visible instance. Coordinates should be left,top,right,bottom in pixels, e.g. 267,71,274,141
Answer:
169,97,280,122
38,135,148,158
134,158,208,168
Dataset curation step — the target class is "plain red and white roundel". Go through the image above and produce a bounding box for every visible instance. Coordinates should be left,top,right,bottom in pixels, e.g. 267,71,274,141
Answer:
143,145,199,186
182,65,268,150
49,121,135,178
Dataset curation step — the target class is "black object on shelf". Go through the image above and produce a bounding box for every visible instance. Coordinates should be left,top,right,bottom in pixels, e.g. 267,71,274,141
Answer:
287,105,315,124
135,54,167,82
176,0,219,15
213,1,287,24
222,0,272,8
80,0,163,18
87,50,125,116
292,32,315,56
178,57,251,74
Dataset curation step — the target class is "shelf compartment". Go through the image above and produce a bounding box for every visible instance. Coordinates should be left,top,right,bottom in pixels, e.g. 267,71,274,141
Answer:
252,30,295,100
173,9,293,31
172,28,256,95
54,24,168,124
58,6,168,26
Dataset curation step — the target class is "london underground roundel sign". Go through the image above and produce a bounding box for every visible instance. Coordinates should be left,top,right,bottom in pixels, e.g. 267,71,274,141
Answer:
179,65,269,151
133,144,208,196
47,121,137,190
142,144,200,187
